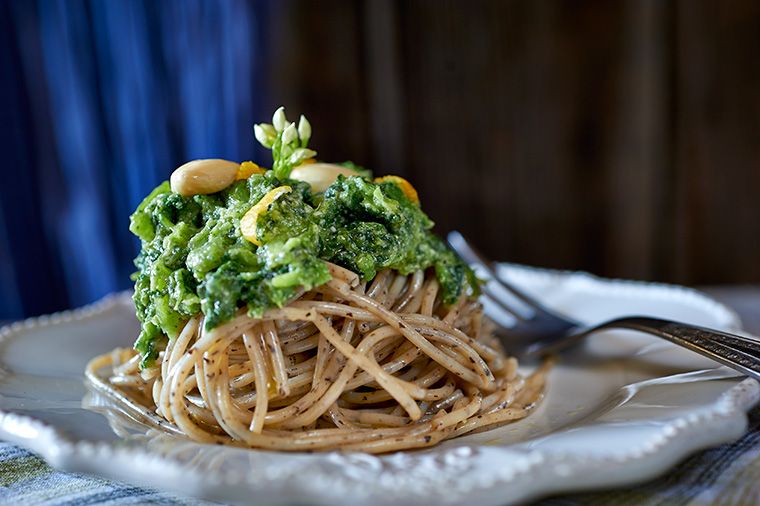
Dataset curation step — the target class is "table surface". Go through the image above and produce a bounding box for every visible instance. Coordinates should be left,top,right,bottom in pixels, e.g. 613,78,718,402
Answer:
1,287,759,505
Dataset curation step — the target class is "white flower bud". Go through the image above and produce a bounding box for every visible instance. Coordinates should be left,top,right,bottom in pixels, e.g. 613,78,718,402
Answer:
253,124,275,148
260,123,276,138
281,123,298,144
288,148,317,165
297,115,311,143
272,106,288,131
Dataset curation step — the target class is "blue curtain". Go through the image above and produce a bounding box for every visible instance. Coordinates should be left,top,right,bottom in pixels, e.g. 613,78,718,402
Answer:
0,0,268,319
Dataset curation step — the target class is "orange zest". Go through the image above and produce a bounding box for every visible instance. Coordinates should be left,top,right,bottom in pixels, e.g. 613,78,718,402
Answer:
374,175,419,205
240,186,292,245
237,161,267,180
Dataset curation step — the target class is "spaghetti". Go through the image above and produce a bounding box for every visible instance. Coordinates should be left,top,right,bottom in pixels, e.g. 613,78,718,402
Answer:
86,107,549,453
87,264,548,453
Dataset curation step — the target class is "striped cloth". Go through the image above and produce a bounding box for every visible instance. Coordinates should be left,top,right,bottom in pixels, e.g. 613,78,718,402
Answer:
0,443,217,505
1,407,758,505
537,406,760,505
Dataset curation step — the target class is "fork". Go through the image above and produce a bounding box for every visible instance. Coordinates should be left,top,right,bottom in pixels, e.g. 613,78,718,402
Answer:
447,231,760,381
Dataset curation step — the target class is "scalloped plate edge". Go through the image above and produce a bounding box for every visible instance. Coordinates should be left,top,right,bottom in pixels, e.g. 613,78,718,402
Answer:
0,275,758,505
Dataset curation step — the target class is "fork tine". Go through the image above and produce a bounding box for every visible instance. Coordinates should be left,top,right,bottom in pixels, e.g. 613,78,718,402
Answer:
480,283,528,322
477,288,561,359
447,231,555,317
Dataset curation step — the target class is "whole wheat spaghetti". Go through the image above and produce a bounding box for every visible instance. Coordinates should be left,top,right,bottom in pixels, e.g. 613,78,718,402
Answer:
86,107,549,453
87,265,548,453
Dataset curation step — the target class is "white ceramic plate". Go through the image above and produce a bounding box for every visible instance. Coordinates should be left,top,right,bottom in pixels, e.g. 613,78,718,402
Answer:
0,265,758,506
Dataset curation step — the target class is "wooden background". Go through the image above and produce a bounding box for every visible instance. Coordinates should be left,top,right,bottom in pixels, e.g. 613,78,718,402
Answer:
259,0,760,285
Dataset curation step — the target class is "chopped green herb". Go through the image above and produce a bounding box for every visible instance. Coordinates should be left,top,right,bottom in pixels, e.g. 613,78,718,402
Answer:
130,108,477,367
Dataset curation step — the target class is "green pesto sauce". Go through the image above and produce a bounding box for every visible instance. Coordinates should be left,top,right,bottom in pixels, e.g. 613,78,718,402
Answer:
130,172,477,367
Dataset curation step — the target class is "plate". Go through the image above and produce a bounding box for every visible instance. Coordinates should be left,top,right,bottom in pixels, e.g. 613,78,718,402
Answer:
0,265,758,506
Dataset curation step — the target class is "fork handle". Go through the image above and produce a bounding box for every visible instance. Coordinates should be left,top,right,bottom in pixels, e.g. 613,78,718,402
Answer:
599,317,760,381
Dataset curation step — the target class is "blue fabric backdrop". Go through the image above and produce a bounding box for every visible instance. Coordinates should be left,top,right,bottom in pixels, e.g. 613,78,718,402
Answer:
1,0,270,319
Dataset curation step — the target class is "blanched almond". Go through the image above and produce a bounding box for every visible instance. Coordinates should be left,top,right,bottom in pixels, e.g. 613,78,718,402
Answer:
170,159,239,196
289,163,358,193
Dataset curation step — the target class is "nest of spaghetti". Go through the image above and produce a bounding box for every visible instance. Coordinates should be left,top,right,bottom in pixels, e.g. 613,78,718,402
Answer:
87,263,549,453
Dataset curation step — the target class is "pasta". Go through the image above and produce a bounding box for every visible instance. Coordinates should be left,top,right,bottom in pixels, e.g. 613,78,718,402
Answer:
87,265,548,453
85,106,549,453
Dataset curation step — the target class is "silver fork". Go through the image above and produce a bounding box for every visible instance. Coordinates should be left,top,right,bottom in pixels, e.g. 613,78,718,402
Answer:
447,231,760,381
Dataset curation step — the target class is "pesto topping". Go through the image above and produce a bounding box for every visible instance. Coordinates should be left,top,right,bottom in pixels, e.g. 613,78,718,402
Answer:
130,108,477,367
